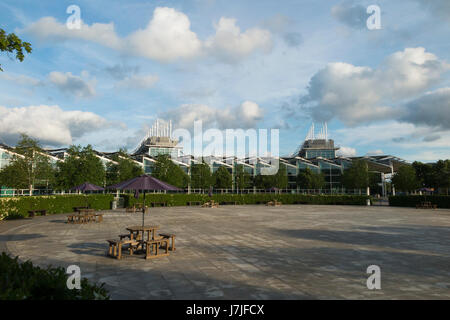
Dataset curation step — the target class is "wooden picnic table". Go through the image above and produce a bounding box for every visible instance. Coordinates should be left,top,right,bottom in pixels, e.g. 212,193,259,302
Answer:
126,225,160,242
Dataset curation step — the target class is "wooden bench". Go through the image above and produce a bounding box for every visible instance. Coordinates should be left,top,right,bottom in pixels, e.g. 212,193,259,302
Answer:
416,201,437,209
106,239,139,260
126,206,137,213
159,233,176,251
145,238,170,259
150,202,167,207
266,200,282,206
73,206,89,212
28,210,47,218
202,200,219,208
187,201,202,206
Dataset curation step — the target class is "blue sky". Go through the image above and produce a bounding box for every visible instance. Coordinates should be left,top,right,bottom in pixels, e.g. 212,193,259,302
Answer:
1,0,450,162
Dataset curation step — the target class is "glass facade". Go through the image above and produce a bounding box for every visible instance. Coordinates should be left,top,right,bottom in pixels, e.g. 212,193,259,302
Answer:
305,149,336,159
0,149,14,170
149,147,179,158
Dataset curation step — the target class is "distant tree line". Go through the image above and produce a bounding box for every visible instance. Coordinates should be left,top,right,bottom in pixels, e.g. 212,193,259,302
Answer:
1,135,449,194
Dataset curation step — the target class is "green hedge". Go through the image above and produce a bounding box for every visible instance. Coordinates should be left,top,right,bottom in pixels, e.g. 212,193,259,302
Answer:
0,194,114,220
121,193,370,207
0,253,109,300
389,195,450,208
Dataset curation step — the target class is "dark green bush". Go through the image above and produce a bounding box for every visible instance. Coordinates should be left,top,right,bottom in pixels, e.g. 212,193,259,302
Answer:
121,193,370,207
0,194,114,220
0,253,109,300
389,195,450,208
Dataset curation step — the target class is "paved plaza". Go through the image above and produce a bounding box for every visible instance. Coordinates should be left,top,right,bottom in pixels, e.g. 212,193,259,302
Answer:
0,205,449,300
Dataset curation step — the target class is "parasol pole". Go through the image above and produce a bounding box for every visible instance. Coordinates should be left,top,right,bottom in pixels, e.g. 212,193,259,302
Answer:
142,190,146,227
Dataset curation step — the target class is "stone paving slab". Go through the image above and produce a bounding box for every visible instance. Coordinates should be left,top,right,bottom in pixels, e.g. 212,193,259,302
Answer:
0,205,449,299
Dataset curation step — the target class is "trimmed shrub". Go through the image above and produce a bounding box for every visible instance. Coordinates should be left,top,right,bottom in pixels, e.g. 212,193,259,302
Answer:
0,194,114,220
0,253,109,300
389,195,450,208
121,193,370,208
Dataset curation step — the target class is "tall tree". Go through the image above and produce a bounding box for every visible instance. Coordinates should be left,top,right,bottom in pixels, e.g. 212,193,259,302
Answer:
0,29,32,71
106,149,143,185
213,166,232,189
254,163,288,189
55,145,105,189
296,167,325,189
150,154,189,188
433,160,450,194
412,161,435,188
0,134,55,190
391,165,419,193
190,162,213,190
341,160,369,190
234,164,251,191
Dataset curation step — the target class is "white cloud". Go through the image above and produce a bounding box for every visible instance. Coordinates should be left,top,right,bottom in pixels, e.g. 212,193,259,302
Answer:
48,71,96,98
23,16,122,49
0,105,109,146
126,7,202,62
336,146,357,157
115,74,159,90
366,150,384,156
161,101,264,130
0,73,42,86
205,17,272,62
300,47,449,126
23,7,272,64
402,87,450,130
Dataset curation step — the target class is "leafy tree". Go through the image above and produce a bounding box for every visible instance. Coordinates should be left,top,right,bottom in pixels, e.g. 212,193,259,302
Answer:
0,29,32,71
150,154,189,188
391,165,419,192
272,163,288,189
213,166,232,189
190,162,213,190
55,145,105,189
106,149,143,186
254,163,288,189
433,160,450,194
234,164,251,191
412,161,435,188
0,134,55,190
341,160,369,190
296,167,325,189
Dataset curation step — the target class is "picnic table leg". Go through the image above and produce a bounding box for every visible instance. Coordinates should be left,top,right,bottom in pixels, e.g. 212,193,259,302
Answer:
118,243,122,260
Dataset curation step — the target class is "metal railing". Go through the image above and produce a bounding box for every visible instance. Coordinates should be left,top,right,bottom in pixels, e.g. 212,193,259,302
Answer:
0,188,367,197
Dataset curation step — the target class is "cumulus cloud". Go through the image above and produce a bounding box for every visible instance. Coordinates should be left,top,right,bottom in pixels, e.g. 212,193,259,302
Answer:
126,7,202,62
331,1,368,29
401,87,450,130
299,47,449,126
205,17,272,62
48,71,96,98
115,74,159,90
23,7,272,64
336,146,357,157
161,101,264,130
0,105,109,146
